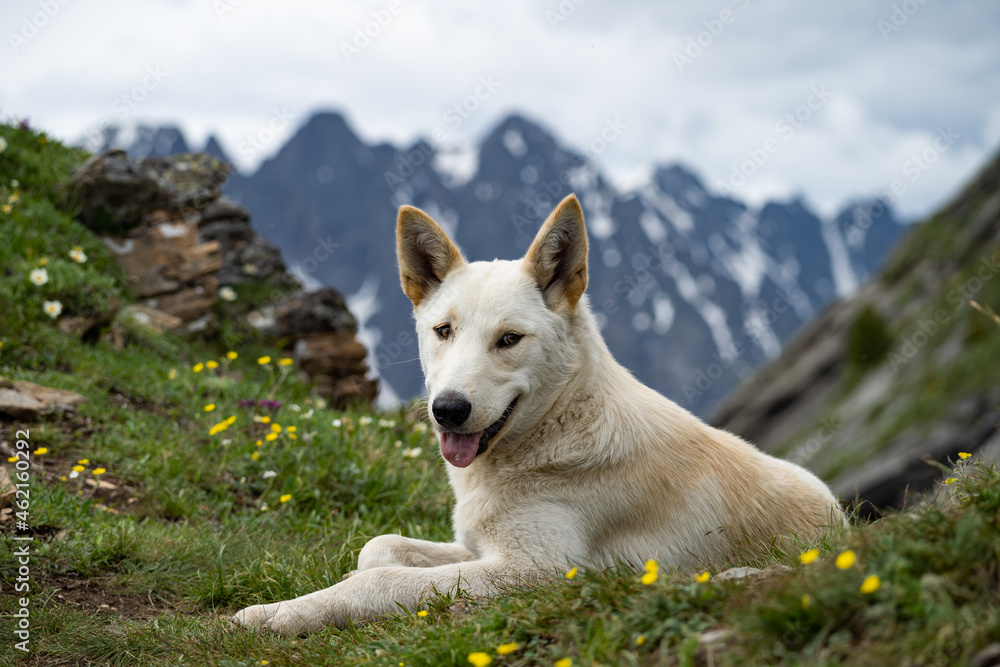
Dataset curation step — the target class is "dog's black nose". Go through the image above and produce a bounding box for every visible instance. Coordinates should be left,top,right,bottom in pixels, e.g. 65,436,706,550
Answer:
432,393,472,429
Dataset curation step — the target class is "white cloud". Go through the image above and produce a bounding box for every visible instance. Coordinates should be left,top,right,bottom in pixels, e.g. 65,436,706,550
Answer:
1,0,998,218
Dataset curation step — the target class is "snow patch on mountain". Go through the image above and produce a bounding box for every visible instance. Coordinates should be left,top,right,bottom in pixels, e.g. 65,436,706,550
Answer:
821,218,858,297
433,145,479,188
663,257,734,357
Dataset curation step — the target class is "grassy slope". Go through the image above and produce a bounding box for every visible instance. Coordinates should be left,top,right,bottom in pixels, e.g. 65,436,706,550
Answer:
0,123,998,666
764,155,1000,485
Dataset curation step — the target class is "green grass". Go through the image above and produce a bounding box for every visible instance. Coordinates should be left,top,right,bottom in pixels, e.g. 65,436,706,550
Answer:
2,122,999,666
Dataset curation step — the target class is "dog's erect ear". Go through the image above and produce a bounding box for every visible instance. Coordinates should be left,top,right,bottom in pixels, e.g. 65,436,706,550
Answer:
522,194,588,311
397,206,466,307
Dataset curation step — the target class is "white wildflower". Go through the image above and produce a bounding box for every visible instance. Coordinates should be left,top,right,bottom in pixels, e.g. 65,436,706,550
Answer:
29,268,48,286
43,300,62,318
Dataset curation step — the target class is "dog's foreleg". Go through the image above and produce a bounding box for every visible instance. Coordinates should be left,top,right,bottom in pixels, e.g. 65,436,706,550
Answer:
231,557,524,635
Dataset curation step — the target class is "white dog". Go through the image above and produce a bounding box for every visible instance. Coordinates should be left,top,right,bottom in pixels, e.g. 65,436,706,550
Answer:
233,194,843,635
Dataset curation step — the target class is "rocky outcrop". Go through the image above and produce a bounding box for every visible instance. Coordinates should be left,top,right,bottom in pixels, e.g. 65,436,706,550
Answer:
712,153,1000,515
64,150,377,408
248,288,378,407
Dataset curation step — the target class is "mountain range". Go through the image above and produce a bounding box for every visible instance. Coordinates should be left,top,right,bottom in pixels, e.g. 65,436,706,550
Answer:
89,112,904,415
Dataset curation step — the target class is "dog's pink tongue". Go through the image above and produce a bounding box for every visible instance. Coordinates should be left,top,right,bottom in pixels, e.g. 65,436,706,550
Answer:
440,431,484,468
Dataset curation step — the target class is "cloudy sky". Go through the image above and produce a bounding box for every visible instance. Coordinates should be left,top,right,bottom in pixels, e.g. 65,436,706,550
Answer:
3,0,999,218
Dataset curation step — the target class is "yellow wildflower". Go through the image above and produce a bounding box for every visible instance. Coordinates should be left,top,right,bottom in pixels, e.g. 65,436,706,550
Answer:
204,403,216,412
206,360,219,369
93,468,106,475
193,363,204,373
226,351,238,360
33,447,47,455
226,415,236,425
802,594,811,610
8,457,18,462
279,357,294,366
78,459,89,465
261,416,271,424
251,452,259,461
799,548,819,564
860,575,881,594
287,426,297,433
279,494,292,503
636,635,645,646
256,440,263,447
943,478,957,485
72,465,85,472
168,369,177,380
641,559,658,584
467,653,492,667
695,571,711,583
417,610,428,617
265,433,278,442
835,550,856,569
497,642,519,655
555,659,572,667
958,452,971,460
258,356,271,365
271,423,282,433
288,433,298,440
565,567,578,579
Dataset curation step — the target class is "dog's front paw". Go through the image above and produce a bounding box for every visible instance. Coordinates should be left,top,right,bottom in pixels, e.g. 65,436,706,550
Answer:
231,600,326,636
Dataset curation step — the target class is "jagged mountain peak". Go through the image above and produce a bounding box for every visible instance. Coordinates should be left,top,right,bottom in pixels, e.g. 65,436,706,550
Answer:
94,110,908,418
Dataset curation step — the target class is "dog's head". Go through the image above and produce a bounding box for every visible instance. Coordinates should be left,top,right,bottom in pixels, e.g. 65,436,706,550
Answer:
397,195,589,468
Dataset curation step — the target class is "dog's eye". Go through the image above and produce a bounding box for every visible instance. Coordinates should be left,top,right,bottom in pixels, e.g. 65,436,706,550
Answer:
434,324,451,340
499,332,522,348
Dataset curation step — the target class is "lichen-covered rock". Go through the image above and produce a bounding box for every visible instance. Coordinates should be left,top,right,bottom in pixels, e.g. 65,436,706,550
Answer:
266,288,377,408
274,289,357,337
64,150,377,409
64,151,170,233
143,153,230,210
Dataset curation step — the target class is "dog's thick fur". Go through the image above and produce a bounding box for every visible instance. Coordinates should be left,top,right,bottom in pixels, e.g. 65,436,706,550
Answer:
233,195,843,635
